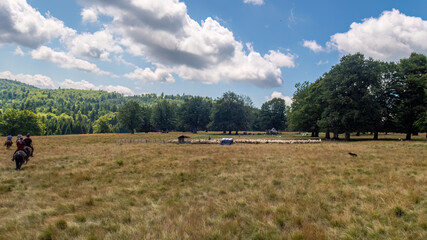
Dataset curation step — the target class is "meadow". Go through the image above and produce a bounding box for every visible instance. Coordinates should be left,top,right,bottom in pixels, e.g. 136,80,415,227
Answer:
0,132,426,240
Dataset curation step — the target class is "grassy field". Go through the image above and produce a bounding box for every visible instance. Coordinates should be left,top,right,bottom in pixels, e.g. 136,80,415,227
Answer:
0,132,426,240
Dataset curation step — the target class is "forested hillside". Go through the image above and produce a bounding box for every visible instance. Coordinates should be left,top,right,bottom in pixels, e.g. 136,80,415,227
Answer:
0,79,215,135
0,79,286,136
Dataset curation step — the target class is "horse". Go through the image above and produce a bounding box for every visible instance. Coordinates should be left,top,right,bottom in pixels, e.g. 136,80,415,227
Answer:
24,146,33,160
13,150,28,170
4,140,13,149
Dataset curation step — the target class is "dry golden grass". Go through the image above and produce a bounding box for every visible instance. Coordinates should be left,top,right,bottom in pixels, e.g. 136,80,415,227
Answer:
0,132,426,240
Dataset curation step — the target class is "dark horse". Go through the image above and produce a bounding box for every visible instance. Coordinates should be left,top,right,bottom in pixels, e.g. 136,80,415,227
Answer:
24,146,33,159
13,150,28,170
4,140,12,149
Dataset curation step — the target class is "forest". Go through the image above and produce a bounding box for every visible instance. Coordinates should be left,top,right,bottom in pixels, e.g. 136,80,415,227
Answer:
0,53,426,140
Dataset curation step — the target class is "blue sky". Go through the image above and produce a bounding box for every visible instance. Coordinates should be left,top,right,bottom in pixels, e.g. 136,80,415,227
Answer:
1,0,427,107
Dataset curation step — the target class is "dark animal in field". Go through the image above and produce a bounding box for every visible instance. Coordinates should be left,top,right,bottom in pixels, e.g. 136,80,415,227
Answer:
13,150,28,170
348,152,358,157
4,140,12,149
24,146,33,160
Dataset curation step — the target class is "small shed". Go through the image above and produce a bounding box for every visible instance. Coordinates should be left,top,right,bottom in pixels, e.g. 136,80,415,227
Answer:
178,135,190,143
220,138,234,145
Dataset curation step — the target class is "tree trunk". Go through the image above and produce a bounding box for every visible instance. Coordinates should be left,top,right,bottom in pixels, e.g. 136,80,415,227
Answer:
315,131,319,137
223,130,226,134
345,132,350,141
311,132,315,137
373,131,378,140
333,131,339,140
235,130,239,135
356,132,360,136
406,132,411,140
228,130,232,135
325,131,331,140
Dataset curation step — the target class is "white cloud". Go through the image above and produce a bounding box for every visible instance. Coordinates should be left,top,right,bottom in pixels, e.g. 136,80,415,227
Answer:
124,67,175,83
303,40,324,53
81,8,98,23
59,79,135,96
14,46,24,56
0,0,75,48
243,0,265,6
265,50,296,68
0,71,55,88
317,60,328,65
329,9,427,61
79,0,293,87
31,46,111,75
1,0,296,88
265,91,293,106
65,30,122,61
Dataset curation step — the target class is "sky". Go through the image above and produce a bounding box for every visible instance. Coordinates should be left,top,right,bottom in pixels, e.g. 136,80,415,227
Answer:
1,0,427,107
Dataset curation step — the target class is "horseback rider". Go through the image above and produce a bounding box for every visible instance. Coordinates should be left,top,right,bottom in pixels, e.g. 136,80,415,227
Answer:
12,135,26,161
24,133,33,156
5,134,12,146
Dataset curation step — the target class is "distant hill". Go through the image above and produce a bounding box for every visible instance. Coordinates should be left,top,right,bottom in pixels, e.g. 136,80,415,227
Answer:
0,79,38,90
0,78,213,135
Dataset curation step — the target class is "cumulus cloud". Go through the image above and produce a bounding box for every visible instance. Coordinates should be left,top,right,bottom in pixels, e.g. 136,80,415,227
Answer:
125,67,175,83
65,30,122,61
31,46,111,75
265,91,293,106
329,9,427,61
243,0,265,5
0,71,55,88
79,0,293,87
1,0,295,87
0,0,75,48
81,8,98,23
303,40,324,53
265,50,296,68
59,79,135,96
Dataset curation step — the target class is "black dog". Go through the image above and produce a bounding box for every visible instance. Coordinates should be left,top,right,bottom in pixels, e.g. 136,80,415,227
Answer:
348,152,358,157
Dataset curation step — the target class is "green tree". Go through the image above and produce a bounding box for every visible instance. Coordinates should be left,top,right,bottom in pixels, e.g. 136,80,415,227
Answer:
260,98,287,131
395,53,427,140
118,101,143,134
93,113,115,133
288,80,324,137
179,97,212,133
210,92,250,134
151,100,176,131
318,53,382,140
137,106,152,133
0,109,45,135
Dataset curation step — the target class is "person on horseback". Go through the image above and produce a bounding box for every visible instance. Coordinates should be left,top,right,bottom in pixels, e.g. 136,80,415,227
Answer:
12,135,26,161
4,134,13,148
24,133,33,157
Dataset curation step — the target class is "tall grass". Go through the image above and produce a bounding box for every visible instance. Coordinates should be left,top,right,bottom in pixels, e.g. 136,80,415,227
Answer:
0,133,426,239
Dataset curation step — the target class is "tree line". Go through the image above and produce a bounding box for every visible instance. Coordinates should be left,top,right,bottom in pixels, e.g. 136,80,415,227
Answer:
0,79,287,135
287,53,427,140
0,52,425,139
